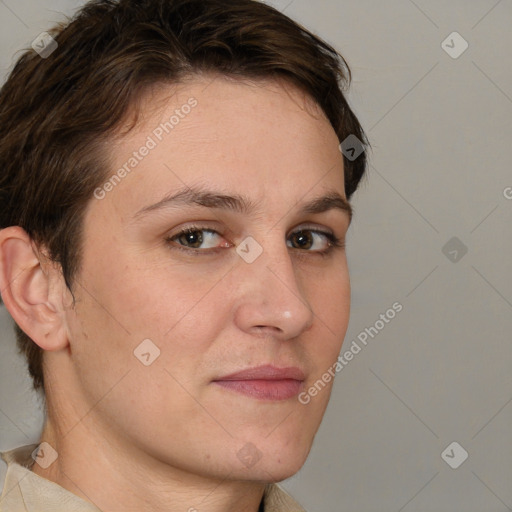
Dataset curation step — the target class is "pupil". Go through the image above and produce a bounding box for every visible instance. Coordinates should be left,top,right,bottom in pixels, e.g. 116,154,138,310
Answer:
182,230,203,248
294,231,312,249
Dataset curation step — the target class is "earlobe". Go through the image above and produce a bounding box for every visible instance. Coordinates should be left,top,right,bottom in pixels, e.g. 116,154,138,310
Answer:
0,226,69,351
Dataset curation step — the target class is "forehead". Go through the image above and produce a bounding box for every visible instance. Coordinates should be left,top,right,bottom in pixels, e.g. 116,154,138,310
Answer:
95,75,345,220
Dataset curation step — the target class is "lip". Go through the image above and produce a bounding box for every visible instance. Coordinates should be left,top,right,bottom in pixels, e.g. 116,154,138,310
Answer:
214,364,305,381
212,365,305,401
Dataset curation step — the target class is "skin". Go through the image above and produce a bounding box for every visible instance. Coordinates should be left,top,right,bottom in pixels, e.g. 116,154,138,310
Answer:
0,74,351,512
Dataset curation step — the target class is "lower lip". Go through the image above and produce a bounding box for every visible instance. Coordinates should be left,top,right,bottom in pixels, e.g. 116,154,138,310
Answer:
213,379,303,400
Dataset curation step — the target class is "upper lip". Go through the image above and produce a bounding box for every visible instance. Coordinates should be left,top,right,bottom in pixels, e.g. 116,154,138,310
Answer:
214,364,305,381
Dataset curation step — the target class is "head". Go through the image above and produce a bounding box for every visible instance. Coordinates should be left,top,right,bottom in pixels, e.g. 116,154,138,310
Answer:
0,0,367,482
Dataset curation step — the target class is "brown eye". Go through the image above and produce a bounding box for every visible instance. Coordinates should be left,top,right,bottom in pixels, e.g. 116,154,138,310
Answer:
290,230,314,250
176,229,204,248
287,229,339,253
165,226,230,253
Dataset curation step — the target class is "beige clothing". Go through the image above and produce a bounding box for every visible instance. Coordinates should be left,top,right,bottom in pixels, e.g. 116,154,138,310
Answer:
0,444,306,512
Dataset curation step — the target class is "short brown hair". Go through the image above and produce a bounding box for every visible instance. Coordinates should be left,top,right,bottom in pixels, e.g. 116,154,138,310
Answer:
0,0,368,395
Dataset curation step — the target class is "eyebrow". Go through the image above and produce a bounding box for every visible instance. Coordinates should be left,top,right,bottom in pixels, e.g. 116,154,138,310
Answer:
132,184,352,223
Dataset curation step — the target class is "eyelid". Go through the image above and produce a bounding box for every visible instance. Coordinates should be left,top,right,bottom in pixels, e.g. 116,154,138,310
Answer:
287,222,334,237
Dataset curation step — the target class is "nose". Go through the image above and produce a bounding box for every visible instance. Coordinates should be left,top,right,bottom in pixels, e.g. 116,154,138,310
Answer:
232,236,315,340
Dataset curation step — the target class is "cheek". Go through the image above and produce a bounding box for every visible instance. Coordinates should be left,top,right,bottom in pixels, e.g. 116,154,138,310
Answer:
80,244,216,329
298,268,349,423
67,250,227,382
306,263,350,367
310,259,350,321
63,267,224,431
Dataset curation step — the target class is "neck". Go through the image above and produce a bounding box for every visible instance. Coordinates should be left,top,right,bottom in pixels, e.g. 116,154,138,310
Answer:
32,420,267,512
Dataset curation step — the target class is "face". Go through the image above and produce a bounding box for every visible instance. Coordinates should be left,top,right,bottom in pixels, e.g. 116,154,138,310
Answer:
62,75,351,482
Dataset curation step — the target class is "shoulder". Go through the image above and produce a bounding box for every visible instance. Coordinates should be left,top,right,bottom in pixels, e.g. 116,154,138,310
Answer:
0,444,100,512
264,483,307,512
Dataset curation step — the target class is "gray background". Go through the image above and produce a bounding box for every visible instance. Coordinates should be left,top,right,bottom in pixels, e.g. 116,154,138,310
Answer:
1,0,511,511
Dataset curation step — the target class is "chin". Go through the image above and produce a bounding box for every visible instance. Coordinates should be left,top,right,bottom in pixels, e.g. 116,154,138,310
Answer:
232,438,312,483
241,457,308,483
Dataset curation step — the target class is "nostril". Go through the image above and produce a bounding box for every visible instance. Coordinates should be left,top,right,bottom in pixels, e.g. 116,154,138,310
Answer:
253,325,282,337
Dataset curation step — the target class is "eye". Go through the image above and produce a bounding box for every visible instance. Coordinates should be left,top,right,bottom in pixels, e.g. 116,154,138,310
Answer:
164,224,344,255
166,226,230,251
287,228,343,254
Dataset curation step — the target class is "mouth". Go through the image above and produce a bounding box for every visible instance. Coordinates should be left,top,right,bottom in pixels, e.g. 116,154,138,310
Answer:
213,379,304,400
212,364,305,401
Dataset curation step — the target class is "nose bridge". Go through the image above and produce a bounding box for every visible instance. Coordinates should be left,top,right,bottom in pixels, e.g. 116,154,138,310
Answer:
232,231,314,338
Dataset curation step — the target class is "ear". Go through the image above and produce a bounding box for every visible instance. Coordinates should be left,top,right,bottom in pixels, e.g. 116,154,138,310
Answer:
0,226,69,351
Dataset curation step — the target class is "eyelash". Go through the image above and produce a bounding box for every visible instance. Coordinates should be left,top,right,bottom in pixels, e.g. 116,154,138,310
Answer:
164,223,345,257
